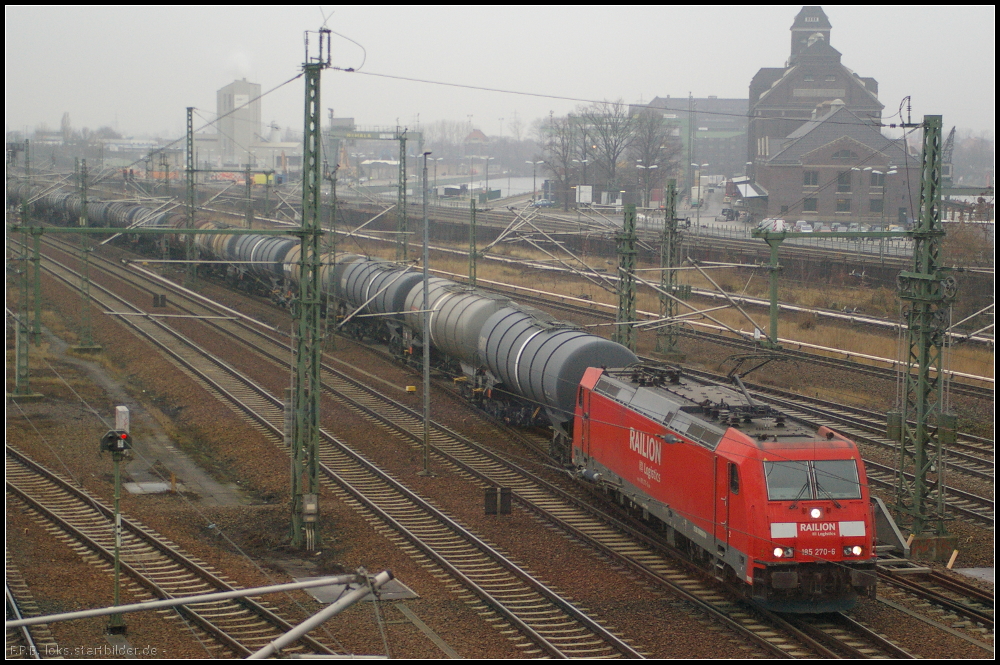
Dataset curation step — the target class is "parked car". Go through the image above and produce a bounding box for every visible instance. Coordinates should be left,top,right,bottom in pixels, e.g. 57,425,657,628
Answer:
531,199,555,208
793,220,813,232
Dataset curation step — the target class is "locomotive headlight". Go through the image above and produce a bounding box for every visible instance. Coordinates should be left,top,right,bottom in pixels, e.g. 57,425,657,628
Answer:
843,545,864,556
773,547,794,558
773,547,783,557
810,507,823,519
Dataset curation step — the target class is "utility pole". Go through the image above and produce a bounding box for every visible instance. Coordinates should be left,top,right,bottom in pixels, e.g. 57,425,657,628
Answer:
419,151,433,477
323,160,339,350
186,107,197,283
655,180,686,359
290,26,331,551
8,196,41,400
468,198,477,287
264,171,271,219
31,230,41,346
892,115,957,558
614,203,637,351
245,164,254,228
762,234,784,350
687,95,695,198
160,152,170,198
396,131,408,262
73,159,101,352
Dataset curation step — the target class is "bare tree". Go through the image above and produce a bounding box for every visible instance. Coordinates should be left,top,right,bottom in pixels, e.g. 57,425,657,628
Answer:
507,111,524,143
629,108,683,207
538,115,575,211
582,100,635,194
953,128,994,186
424,119,469,158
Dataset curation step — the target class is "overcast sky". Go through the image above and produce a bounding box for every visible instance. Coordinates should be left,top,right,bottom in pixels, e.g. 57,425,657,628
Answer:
5,5,995,141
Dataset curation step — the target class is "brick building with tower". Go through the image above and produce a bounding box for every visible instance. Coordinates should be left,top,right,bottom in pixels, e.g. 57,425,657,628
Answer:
743,6,919,225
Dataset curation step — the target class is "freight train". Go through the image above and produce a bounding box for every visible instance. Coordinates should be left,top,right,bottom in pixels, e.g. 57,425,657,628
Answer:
11,182,878,612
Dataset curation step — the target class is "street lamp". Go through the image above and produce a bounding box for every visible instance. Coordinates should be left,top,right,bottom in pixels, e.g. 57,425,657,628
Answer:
572,158,590,185
636,161,658,208
419,151,433,476
526,160,543,201
433,157,443,200
484,156,494,202
692,163,709,232
572,158,590,209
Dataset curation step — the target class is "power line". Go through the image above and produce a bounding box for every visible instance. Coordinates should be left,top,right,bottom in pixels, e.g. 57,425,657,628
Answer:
339,68,903,130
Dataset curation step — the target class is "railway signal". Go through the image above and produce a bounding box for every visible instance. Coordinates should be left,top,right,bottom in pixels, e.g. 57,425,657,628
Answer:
99,406,131,634
99,430,132,453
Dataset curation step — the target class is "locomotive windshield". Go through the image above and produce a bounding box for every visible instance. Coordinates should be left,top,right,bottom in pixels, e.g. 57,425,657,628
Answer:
813,460,862,499
764,462,811,500
764,460,861,501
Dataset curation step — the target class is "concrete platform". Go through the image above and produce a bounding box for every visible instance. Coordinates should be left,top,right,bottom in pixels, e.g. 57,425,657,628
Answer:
954,568,994,585
124,481,185,495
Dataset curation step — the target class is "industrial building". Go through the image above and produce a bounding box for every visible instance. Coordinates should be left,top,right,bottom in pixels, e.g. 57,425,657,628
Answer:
741,6,918,225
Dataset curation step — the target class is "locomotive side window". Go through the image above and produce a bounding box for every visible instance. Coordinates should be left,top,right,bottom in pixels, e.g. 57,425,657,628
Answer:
764,461,811,501
729,462,740,494
813,460,862,499
595,377,621,399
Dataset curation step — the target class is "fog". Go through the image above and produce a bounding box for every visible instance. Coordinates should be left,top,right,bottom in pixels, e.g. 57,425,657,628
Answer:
5,5,995,139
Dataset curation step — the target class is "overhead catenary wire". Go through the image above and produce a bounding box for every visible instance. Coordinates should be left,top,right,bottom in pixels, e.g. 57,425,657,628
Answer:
338,68,913,131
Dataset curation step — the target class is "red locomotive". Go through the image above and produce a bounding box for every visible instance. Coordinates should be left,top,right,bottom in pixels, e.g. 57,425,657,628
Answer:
572,364,877,613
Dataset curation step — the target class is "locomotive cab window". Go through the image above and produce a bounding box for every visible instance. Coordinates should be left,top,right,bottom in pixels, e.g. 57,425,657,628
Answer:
764,460,861,501
764,461,810,500
813,460,861,499
728,462,740,494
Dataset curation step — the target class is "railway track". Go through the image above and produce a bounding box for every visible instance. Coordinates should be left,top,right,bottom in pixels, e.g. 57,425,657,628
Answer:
4,447,338,658
305,328,919,659
26,234,923,658
58,237,929,657
343,199,918,271
785,612,913,658
879,568,994,632
5,552,58,660
692,377,993,477
873,565,994,654
29,236,645,658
